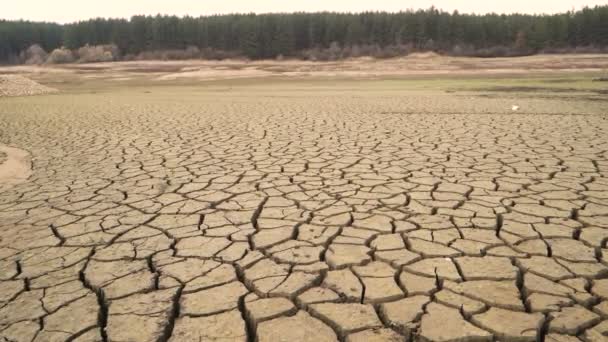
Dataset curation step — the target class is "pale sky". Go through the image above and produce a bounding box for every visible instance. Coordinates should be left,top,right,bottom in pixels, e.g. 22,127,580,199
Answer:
3,0,607,23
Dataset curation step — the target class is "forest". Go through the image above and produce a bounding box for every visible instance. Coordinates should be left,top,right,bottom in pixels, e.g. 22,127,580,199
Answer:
1,5,608,63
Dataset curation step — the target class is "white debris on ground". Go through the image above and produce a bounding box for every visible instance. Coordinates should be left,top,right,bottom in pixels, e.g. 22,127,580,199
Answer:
0,75,58,97
512,105,520,111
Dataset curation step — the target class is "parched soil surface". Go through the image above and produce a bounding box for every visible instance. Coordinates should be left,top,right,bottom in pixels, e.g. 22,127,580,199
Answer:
0,83,607,341
0,145,32,190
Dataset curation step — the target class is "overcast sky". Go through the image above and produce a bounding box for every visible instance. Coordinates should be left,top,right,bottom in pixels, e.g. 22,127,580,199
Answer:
3,0,607,23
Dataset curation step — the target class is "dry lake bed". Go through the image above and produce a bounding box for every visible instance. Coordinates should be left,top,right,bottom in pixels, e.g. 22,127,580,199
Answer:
0,55,608,341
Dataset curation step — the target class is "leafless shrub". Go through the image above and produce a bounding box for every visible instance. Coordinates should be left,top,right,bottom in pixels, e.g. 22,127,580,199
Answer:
184,46,201,59
300,48,320,61
21,44,48,65
450,44,476,56
328,42,343,60
46,47,75,64
301,42,344,61
76,44,120,63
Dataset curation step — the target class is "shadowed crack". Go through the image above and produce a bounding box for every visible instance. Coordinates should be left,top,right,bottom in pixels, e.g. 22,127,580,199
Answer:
79,256,109,342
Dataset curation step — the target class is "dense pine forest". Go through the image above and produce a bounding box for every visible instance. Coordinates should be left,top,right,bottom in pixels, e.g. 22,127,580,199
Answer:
1,6,608,63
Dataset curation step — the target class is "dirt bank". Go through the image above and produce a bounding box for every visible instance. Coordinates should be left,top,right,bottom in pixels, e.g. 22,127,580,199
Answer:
0,75,58,97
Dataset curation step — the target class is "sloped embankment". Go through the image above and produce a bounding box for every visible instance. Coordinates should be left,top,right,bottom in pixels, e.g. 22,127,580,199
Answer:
0,75,58,97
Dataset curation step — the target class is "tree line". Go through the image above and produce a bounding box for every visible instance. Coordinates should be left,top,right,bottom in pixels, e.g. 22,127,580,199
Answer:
1,6,608,63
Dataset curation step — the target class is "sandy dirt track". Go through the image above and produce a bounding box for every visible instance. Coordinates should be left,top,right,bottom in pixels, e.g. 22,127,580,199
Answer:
0,71,607,341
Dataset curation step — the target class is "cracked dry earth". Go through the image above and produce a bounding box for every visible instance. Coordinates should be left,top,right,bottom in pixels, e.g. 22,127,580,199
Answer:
0,88,608,342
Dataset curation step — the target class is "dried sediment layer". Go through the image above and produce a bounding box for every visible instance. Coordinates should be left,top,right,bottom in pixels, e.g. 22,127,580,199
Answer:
0,75,57,97
0,144,32,187
0,89,607,341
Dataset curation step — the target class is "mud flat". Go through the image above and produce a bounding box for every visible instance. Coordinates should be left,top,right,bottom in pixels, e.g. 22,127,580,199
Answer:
0,70,606,341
